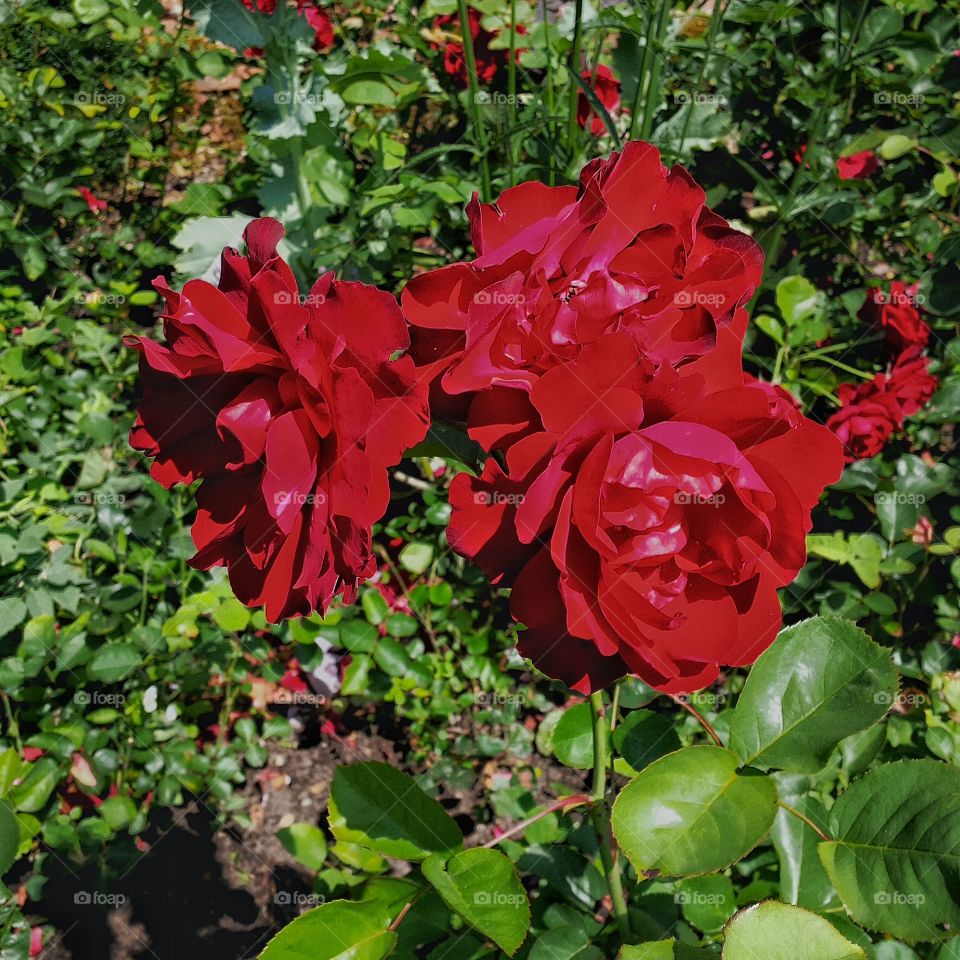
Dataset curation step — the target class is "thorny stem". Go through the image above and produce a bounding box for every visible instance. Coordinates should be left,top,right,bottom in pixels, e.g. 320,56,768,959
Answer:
566,0,585,150
589,692,632,940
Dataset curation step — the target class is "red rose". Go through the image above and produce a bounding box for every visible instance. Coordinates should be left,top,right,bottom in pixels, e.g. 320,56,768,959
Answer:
836,149,879,181
402,141,763,451
826,378,902,462
863,281,930,352
127,218,428,621
447,334,843,694
577,64,621,135
827,348,937,462
887,347,937,416
432,8,523,87
743,373,802,415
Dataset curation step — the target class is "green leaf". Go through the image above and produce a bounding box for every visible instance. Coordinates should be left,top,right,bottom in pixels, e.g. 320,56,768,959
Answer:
676,874,737,932
87,643,140,683
0,598,27,639
329,762,462,861
10,758,59,813
776,276,821,327
259,899,397,960
529,925,603,960
620,941,709,959
611,746,777,878
0,801,19,874
818,760,960,942
771,780,836,910
399,543,433,576
99,795,137,831
858,8,904,49
552,702,596,769
213,598,251,632
722,901,866,959
612,709,680,774
190,0,265,50
878,134,917,161
278,823,328,871
728,617,897,772
422,848,531,956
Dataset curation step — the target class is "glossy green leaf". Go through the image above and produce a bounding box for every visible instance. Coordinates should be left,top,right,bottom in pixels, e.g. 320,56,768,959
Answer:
87,642,140,683
818,760,960,942
552,703,596,769
0,801,18,874
612,709,680,774
328,762,461,862
278,822,328,871
422,848,531,956
259,899,396,960
722,901,866,959
729,617,897,772
611,746,777,877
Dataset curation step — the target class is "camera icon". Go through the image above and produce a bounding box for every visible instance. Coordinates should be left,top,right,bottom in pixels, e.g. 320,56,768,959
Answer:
74,691,90,706
475,91,491,104
74,892,92,905
674,290,693,306
473,891,491,905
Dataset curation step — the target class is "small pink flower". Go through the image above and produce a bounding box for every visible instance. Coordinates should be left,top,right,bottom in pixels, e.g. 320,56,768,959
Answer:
836,150,879,181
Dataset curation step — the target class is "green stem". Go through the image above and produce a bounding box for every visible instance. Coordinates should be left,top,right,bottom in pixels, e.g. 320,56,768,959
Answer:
566,0,585,151
457,0,492,201
639,0,671,142
541,0,556,185
589,692,632,940
677,0,728,156
628,2,656,141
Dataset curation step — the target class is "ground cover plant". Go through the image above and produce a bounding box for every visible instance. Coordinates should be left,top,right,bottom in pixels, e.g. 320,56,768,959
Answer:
1,0,959,957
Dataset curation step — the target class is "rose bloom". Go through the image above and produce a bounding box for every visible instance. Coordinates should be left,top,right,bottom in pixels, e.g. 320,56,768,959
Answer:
577,64,621,135
402,140,763,450
836,149,879,181
448,334,843,693
127,218,428,621
826,346,936,463
863,281,930,352
886,347,938,415
432,8,523,87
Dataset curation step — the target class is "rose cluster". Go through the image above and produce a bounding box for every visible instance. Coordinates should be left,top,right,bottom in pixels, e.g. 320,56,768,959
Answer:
826,282,937,462
132,142,856,695
404,140,843,693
